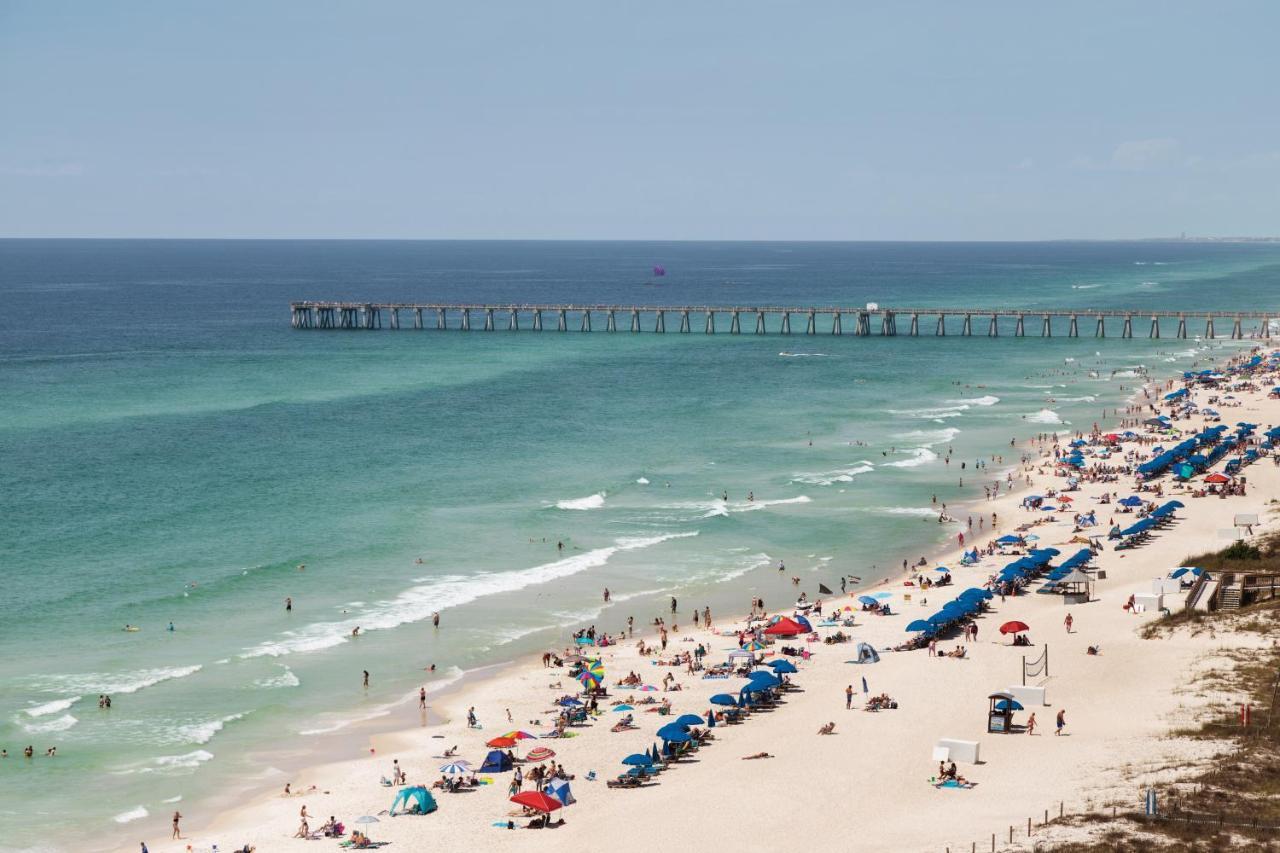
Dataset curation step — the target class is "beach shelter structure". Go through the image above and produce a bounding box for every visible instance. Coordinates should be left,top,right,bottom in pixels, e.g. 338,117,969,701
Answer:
510,791,563,823
389,786,438,816
545,778,575,806
479,749,513,772
764,617,805,636
851,641,880,664
987,692,1017,734
793,615,814,631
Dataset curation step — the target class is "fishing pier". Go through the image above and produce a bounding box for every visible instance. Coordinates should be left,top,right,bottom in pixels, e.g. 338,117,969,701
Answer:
290,302,1275,340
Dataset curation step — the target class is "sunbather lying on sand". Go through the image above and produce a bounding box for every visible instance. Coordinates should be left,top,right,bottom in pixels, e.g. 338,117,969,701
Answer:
742,752,773,760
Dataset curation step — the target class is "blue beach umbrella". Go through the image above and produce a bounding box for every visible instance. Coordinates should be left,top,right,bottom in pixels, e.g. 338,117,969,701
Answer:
857,595,878,606
709,694,737,707
660,730,692,744
656,722,689,740
905,619,933,632
1119,496,1144,507
767,660,798,674
621,753,653,767
995,699,1024,711
612,704,633,712
674,714,705,727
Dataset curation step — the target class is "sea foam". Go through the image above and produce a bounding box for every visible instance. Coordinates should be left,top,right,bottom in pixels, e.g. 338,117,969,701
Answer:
555,492,605,510
241,532,697,659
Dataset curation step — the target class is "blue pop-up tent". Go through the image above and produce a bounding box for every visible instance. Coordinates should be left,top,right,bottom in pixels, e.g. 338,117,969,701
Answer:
479,749,512,772
390,785,438,816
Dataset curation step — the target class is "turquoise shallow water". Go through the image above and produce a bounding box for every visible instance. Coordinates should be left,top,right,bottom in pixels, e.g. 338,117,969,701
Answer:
1,239,1277,848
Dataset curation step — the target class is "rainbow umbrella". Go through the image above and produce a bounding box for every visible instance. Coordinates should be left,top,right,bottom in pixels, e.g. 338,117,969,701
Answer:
502,730,538,741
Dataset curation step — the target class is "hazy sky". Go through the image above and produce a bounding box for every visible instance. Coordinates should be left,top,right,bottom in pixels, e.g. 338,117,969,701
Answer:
2,2,1277,240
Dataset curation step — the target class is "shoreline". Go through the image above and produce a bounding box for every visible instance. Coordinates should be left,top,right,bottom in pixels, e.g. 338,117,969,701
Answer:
116,345,1274,852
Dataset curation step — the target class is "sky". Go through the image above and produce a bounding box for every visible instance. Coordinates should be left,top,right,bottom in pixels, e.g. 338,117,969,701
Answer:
1,1,1278,240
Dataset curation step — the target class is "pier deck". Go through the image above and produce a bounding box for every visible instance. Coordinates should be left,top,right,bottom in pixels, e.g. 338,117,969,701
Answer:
290,302,1275,340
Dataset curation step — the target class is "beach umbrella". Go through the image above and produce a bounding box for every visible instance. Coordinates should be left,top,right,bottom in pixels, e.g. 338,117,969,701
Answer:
994,698,1024,711
674,714,706,727
709,694,738,707
996,535,1021,545
558,696,583,706
502,730,537,741
354,815,380,839
621,753,653,767
861,676,868,694
637,685,658,692
439,761,472,775
1205,473,1231,484
743,639,768,651
1170,567,1203,579
768,660,798,674
656,722,689,740
857,595,878,606
612,704,634,712
510,790,562,814
649,744,661,763
486,736,517,749
933,567,950,573
1119,496,1144,507
1058,495,1074,504
905,619,933,633
525,747,556,762
999,620,1030,635
576,669,600,689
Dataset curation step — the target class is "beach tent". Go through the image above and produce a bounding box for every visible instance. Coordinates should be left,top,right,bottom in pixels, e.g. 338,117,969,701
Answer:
851,642,880,664
389,786,438,816
545,779,575,806
792,615,814,632
479,749,513,772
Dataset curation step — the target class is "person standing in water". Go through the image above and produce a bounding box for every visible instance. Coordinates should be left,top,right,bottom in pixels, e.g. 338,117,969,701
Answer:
362,670,369,688
171,811,182,839
670,596,677,615
285,596,292,612
432,611,440,628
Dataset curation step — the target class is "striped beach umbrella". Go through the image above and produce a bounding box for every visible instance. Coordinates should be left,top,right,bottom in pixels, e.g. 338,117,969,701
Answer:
526,746,556,762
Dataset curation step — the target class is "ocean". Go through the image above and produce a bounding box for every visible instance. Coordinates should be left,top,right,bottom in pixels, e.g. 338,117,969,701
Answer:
1,239,1277,849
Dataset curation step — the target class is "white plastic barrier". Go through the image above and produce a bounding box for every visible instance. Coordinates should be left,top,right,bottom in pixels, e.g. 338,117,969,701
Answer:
1133,592,1163,612
1005,685,1047,707
935,738,980,764
1151,578,1181,595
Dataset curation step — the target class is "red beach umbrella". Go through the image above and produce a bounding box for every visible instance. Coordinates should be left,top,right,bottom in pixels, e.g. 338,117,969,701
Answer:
486,736,517,749
1205,473,1231,484
525,746,556,762
999,620,1030,635
510,791,563,813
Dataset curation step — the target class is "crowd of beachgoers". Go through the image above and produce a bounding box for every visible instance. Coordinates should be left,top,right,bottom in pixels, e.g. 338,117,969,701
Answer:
118,346,1280,853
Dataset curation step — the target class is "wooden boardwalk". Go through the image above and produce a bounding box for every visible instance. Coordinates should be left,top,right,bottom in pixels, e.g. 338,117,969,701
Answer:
290,301,1276,339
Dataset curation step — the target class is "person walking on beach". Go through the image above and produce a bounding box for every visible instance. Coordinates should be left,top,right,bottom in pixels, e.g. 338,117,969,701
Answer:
171,811,182,839
1064,613,1074,633
467,706,479,728
845,684,853,709
1026,712,1037,735
419,687,427,710
1055,709,1066,735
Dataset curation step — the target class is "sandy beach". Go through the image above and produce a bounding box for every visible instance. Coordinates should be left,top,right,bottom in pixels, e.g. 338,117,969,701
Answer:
123,347,1280,853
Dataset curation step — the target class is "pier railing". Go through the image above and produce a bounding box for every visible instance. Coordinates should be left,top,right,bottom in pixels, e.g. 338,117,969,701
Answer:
289,301,1276,340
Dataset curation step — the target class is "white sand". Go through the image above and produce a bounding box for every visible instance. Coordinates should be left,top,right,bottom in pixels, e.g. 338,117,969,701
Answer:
126,351,1280,853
